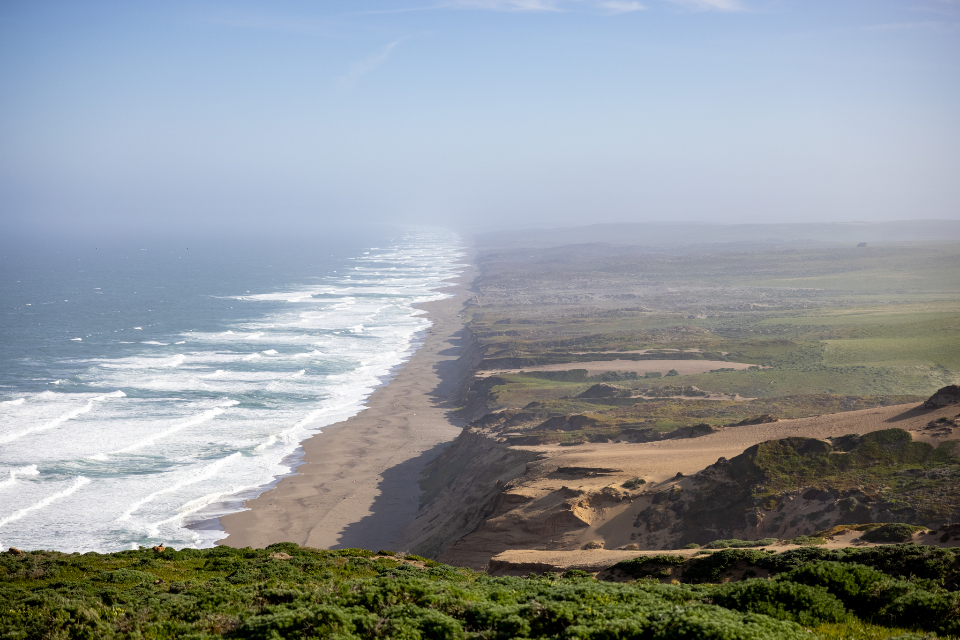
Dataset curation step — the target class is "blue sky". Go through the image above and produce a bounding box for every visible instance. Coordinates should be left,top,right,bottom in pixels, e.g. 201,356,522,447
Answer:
1,0,958,233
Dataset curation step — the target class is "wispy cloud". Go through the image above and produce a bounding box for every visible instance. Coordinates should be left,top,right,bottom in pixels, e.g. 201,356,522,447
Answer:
338,40,405,90
858,19,960,32
598,1,646,14
662,0,744,11
445,0,564,11
445,0,726,12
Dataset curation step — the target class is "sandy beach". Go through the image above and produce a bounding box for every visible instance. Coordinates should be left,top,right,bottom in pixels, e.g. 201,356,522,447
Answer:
218,266,473,551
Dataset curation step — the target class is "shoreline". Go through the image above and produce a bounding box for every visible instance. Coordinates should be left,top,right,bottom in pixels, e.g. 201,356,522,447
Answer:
217,261,474,551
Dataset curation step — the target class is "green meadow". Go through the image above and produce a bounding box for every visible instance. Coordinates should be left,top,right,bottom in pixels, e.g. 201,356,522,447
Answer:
461,243,960,430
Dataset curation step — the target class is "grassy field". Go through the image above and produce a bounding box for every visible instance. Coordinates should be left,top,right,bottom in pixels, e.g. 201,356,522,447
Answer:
460,242,960,431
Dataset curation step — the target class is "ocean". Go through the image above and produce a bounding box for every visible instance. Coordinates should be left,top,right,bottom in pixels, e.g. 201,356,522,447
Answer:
0,225,463,552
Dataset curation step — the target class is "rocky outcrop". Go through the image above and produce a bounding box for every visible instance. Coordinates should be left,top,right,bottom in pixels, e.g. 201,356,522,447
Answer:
577,383,629,399
924,385,960,409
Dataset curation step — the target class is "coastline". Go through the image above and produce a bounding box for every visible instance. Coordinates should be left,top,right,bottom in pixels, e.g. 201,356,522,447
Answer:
217,262,474,551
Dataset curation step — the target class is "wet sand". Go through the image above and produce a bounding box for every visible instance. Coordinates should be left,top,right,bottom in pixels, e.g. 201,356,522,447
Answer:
218,267,473,551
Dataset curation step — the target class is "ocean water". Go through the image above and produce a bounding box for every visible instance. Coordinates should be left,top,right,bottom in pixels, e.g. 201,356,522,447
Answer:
0,226,463,552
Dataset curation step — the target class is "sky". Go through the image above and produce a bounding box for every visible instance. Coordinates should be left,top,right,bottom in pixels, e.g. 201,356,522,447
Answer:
1,0,958,235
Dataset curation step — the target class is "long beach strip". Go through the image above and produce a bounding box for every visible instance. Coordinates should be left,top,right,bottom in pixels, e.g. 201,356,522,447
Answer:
218,265,473,551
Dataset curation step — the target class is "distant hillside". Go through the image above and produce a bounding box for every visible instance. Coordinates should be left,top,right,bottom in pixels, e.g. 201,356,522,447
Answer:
474,219,960,251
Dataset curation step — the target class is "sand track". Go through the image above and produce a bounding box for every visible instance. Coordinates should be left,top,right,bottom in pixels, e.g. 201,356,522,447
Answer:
478,359,755,377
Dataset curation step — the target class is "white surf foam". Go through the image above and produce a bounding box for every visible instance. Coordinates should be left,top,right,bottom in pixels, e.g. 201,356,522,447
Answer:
0,465,40,490
1,398,25,406
117,452,243,522
145,483,259,538
0,392,125,444
159,354,185,368
0,477,91,530
111,401,238,454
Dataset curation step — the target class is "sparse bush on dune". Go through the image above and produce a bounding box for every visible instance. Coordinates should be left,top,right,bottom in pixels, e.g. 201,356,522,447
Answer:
704,538,777,549
861,523,926,544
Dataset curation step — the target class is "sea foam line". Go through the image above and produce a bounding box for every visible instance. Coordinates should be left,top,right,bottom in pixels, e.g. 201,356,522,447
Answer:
110,401,239,454
0,477,91,530
0,391,125,444
0,465,40,490
117,452,243,522
146,483,257,537
252,391,362,451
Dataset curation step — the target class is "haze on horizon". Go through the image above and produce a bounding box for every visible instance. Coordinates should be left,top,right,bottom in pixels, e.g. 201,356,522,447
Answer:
1,0,958,238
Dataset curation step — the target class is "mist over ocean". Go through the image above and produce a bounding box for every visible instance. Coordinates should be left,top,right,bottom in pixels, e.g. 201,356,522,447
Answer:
0,226,463,552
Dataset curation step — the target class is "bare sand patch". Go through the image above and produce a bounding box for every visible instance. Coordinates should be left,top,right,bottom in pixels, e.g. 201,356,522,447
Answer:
488,528,959,576
514,402,957,485
477,359,754,377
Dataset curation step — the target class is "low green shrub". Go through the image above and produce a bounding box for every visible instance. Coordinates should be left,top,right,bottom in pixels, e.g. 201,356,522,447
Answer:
2,544,958,639
861,524,926,544
779,561,888,614
682,549,767,583
609,554,687,579
708,578,850,626
880,588,960,636
704,538,777,549
645,604,811,640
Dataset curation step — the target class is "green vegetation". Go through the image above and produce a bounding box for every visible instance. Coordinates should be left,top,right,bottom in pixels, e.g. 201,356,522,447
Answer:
861,524,928,544
470,389,923,444
459,243,960,455
654,429,960,544
703,538,778,549
725,429,959,499
5,543,958,639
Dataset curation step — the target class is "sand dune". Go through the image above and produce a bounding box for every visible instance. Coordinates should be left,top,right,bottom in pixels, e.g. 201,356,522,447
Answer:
431,401,960,569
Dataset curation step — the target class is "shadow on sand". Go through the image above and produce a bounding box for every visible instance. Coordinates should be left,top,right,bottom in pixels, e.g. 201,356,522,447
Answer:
333,327,469,552
883,404,934,424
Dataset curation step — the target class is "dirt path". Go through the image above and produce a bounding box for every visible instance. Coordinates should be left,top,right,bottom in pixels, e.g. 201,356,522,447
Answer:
477,359,755,377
